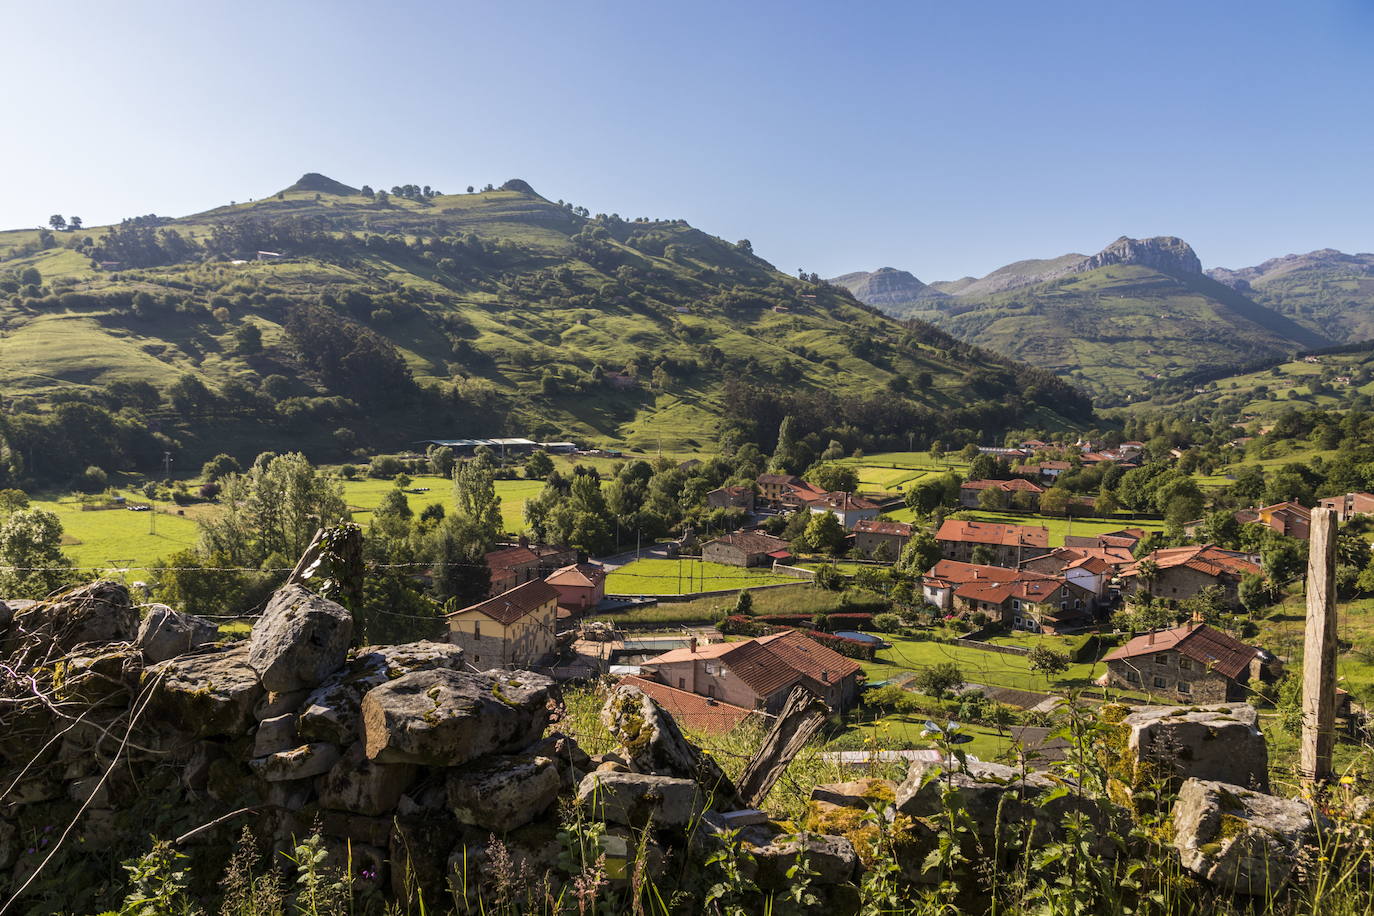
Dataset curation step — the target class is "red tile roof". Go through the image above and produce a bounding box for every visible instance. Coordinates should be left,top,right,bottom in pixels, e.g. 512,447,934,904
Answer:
645,630,861,702
448,578,559,626
485,545,539,572
806,491,881,512
960,478,1045,494
620,676,754,734
1121,545,1260,582
853,519,913,537
757,474,803,487
936,519,1049,549
545,562,606,588
1104,623,1260,680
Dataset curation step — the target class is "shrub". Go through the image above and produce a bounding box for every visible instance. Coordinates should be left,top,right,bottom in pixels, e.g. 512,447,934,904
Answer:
872,612,902,632
801,629,875,660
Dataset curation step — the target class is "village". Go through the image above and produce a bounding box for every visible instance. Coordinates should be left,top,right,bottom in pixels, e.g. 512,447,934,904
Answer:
418,433,1368,769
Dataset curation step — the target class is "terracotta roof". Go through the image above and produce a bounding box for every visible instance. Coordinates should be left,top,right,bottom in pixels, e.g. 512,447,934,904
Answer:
927,559,1022,585
926,560,1068,606
1121,545,1260,582
1104,623,1260,680
960,478,1045,493
545,562,606,588
757,473,803,487
936,519,1049,549
645,630,860,702
853,519,913,536
806,491,881,512
620,676,754,734
448,578,559,626
485,545,539,571
705,531,791,555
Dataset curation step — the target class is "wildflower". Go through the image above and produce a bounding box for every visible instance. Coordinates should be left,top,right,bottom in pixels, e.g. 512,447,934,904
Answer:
1342,775,1356,785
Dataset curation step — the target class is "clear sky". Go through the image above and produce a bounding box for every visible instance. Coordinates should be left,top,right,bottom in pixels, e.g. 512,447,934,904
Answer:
3,0,1372,280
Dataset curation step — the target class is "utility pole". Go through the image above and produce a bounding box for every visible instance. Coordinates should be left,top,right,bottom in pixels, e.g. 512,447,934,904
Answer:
163,450,173,480
1301,506,1338,786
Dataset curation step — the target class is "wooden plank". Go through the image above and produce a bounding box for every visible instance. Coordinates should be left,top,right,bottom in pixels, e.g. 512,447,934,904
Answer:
735,686,829,809
1301,506,1339,784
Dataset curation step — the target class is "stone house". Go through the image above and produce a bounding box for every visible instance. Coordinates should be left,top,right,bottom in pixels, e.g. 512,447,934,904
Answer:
706,485,755,512
701,531,792,568
1318,491,1374,522
756,474,806,502
618,675,755,734
1235,501,1311,540
1020,548,1114,605
958,478,1045,509
446,578,559,669
1103,622,1280,701
1119,545,1261,606
920,559,1093,632
544,562,606,614
805,491,882,529
936,519,1050,568
484,545,542,595
642,630,861,715
852,519,912,560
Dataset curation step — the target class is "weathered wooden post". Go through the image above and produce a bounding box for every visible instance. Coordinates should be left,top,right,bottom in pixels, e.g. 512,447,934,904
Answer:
1301,506,1338,785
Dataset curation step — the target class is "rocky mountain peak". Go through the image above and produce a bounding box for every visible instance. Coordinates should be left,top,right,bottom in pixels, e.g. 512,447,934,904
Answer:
1073,235,1202,277
283,172,359,196
829,267,946,308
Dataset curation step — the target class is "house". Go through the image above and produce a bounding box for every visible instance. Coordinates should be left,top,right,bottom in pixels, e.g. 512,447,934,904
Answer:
701,531,792,568
1119,545,1261,605
805,491,882,529
977,447,1031,460
485,545,542,595
935,519,1050,568
1063,528,1145,554
1011,460,1072,482
756,474,805,502
1020,548,1114,605
618,675,755,734
706,485,756,512
1318,492,1374,522
921,559,1093,632
958,478,1045,509
1103,622,1280,701
545,562,607,615
446,579,559,668
642,630,862,714
852,519,912,559
1235,501,1311,540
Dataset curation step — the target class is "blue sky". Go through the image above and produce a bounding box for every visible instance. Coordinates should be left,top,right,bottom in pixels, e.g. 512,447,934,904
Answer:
3,0,1371,279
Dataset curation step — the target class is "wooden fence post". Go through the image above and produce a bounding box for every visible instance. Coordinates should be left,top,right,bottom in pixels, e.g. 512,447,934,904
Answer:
1301,506,1338,785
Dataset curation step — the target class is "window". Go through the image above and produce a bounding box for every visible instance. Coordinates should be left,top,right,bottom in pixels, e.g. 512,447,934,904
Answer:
1179,658,1192,670
1154,677,1167,689
473,621,481,641
1125,670,1140,684
678,677,685,689
474,655,481,665
1155,653,1168,665
1177,680,1191,694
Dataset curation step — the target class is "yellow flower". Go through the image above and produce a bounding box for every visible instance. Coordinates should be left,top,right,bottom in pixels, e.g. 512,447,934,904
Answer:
1342,776,1357,785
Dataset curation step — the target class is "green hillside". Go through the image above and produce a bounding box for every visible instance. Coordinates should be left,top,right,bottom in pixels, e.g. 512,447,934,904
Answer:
0,175,1091,486
1125,341,1374,420
1209,249,1374,342
838,237,1331,405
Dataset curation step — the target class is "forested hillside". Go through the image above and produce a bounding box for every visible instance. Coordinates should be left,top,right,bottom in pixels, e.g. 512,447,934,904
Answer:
0,175,1091,487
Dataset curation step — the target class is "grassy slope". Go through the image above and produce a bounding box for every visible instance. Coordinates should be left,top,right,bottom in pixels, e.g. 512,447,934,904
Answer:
604,557,794,596
884,264,1323,403
0,183,1054,461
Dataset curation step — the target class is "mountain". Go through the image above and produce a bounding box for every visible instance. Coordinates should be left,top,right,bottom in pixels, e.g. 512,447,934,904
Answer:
1207,249,1374,342
0,174,1091,481
828,267,946,311
835,236,1332,405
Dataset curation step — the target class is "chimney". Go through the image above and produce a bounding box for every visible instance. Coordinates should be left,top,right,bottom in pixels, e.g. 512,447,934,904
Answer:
689,637,698,654
822,670,829,683
518,534,529,549
1148,631,1155,645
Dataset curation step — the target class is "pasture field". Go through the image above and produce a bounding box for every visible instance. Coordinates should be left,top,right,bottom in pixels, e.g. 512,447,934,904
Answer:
604,557,795,596
30,492,201,570
340,475,543,535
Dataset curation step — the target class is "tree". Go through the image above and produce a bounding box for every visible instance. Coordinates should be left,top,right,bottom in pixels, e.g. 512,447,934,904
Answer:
234,323,263,354
971,544,995,565
813,564,843,591
977,485,1009,510
199,452,349,568
370,487,415,553
75,465,108,494
897,530,942,575
452,459,503,546
48,214,66,231
68,216,82,230
1027,646,1071,687
733,590,753,615
807,464,859,493
524,450,554,480
1038,486,1072,516
0,508,75,598
1135,558,1159,598
804,511,846,556
968,453,999,481
201,453,241,482
429,513,491,607
914,662,965,699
